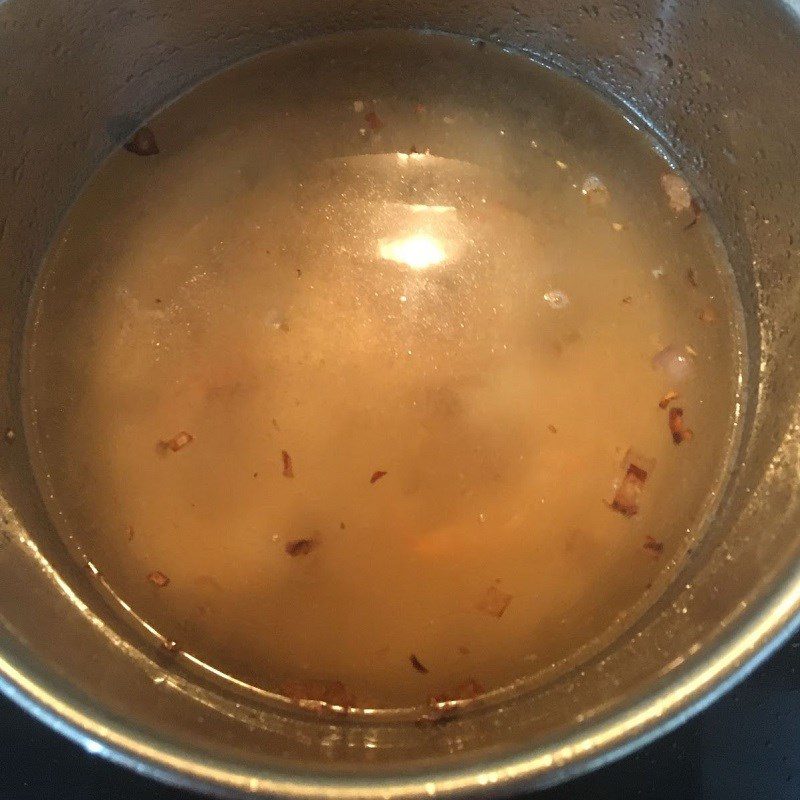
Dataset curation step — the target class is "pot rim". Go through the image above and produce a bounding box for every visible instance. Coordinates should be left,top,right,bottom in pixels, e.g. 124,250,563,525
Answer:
2,559,799,797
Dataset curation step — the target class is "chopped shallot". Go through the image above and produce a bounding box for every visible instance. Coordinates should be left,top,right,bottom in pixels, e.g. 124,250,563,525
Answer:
476,584,513,618
147,570,170,587
658,389,679,409
160,431,193,452
668,407,693,444
660,173,692,213
643,535,665,557
124,126,159,156
652,345,694,382
609,448,654,517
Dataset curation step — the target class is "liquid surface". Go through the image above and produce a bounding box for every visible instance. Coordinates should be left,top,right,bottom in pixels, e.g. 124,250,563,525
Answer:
25,31,742,710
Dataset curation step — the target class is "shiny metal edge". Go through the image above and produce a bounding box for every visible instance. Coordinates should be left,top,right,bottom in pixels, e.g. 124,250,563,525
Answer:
2,559,799,798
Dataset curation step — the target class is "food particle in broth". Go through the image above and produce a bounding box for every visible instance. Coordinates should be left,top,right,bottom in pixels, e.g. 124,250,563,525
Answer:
24,30,744,712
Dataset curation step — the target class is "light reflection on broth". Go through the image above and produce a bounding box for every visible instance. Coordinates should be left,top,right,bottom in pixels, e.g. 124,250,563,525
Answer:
24,30,743,711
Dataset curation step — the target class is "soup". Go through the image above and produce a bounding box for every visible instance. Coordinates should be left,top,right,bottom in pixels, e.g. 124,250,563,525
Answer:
24,30,743,711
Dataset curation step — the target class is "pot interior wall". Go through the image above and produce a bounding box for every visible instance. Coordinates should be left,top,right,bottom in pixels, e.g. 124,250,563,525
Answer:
1,0,800,791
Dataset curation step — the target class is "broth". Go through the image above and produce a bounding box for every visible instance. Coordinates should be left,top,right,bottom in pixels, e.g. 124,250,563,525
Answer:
24,31,743,710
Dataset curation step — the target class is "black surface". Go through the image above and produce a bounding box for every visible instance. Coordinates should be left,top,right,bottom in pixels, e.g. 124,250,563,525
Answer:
2,632,798,799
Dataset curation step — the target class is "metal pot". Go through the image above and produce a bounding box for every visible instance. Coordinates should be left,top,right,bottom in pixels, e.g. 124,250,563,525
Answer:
1,0,800,795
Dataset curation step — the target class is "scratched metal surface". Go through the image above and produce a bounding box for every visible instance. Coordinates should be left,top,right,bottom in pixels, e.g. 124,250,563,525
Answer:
1,630,798,799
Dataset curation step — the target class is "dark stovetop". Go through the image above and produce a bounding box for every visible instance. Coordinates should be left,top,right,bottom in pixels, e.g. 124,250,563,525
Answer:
2,631,798,800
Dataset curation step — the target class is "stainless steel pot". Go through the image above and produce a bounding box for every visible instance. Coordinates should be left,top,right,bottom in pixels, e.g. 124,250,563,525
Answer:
2,0,800,796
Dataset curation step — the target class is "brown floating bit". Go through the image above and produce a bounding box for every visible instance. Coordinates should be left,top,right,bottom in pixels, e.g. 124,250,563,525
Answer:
698,307,717,324
429,678,485,705
364,110,383,131
281,449,294,478
285,538,315,557
409,654,429,674
643,535,665,557
124,126,159,156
